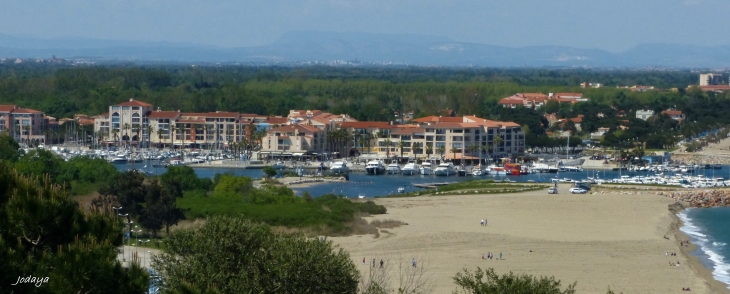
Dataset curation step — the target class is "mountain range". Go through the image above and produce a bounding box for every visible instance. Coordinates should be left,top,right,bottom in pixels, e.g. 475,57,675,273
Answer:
1,31,729,68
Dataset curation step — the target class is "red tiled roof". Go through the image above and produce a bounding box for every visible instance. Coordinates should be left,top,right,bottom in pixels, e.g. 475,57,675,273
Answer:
204,111,240,118
554,93,583,98
662,110,683,116
412,116,463,123
12,108,41,114
268,124,319,134
570,114,584,123
390,128,425,135
266,117,288,124
0,105,16,112
115,99,153,107
340,121,391,129
147,111,180,119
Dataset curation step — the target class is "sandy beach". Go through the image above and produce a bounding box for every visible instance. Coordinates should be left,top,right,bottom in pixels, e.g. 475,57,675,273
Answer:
332,184,730,294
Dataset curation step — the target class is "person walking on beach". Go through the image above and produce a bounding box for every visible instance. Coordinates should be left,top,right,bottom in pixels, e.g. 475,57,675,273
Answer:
412,258,416,267
373,258,376,267
499,253,502,260
363,257,366,265
380,259,384,268
485,219,488,226
481,219,484,226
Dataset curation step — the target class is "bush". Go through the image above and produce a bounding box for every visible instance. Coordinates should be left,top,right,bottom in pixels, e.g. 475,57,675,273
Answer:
153,216,359,293
453,267,576,294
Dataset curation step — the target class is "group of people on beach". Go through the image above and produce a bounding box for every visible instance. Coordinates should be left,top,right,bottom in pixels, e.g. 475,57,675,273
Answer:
666,252,677,256
364,257,385,268
480,219,488,226
669,261,681,267
482,252,501,260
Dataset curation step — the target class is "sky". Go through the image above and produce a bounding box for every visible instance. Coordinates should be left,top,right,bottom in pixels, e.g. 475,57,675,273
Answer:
0,0,728,52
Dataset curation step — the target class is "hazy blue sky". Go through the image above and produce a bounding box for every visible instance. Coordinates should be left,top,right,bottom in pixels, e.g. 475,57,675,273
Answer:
1,0,728,52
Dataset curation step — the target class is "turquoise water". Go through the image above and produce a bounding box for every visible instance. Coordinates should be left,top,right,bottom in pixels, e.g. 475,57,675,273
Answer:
679,207,730,290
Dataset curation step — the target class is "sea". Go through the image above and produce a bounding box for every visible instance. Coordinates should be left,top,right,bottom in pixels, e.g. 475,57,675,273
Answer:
679,208,730,290
114,161,730,288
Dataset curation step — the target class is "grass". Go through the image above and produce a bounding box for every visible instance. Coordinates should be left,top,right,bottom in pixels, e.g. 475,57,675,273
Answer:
176,193,387,236
378,181,548,198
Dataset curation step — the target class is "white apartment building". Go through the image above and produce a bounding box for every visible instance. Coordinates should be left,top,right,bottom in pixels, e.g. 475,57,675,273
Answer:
636,109,655,120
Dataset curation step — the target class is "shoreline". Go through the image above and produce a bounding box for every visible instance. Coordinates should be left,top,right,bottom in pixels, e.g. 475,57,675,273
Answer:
671,207,730,293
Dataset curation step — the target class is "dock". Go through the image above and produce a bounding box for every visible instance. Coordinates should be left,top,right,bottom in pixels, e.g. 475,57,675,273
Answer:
412,182,456,189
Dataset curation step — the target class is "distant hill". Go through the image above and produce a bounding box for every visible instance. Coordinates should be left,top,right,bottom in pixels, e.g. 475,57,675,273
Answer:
1,31,729,67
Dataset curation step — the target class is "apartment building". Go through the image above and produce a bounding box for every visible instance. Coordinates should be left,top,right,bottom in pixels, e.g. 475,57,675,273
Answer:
661,109,685,123
262,124,324,155
0,104,50,145
339,116,524,161
700,73,724,86
94,98,154,145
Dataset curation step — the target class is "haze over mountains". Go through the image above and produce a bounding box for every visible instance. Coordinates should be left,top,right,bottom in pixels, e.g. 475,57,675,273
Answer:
1,31,729,68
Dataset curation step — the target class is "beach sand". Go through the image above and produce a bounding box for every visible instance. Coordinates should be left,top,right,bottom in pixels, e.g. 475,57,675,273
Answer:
332,184,729,293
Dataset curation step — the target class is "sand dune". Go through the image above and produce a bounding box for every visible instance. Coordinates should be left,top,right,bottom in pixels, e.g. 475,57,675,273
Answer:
332,184,726,293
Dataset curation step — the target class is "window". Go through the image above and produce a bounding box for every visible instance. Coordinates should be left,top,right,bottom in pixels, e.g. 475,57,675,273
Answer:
451,136,463,141
435,136,446,141
435,142,445,148
453,142,463,148
426,129,434,133
435,129,446,134
453,129,463,133
488,129,494,134
426,136,434,141
401,135,411,141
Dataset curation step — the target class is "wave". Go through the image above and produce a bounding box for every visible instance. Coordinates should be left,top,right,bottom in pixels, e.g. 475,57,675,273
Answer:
679,209,730,289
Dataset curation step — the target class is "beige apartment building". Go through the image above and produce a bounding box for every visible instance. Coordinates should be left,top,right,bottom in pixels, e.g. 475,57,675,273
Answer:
0,104,50,145
261,124,324,156
337,116,524,162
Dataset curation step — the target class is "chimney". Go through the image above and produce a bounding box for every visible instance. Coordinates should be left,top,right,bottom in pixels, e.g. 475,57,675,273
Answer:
130,98,134,102
177,110,181,113
157,107,161,111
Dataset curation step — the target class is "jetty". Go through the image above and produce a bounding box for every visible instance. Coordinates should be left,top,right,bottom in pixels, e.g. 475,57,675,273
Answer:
413,182,457,189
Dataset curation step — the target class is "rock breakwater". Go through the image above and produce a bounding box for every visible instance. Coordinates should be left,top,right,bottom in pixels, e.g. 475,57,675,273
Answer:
655,190,730,208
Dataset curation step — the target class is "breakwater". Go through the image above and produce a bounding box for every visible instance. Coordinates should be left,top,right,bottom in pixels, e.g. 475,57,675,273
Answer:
673,155,730,166
656,190,730,208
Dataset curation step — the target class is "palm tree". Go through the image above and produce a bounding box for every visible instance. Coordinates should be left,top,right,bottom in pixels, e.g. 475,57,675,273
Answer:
353,132,363,154
146,125,154,149
365,132,375,154
177,124,187,160
157,128,164,150
397,140,407,161
437,146,446,160
426,144,433,159
205,124,214,151
450,147,459,163
468,144,479,166
123,123,130,148
411,141,419,158
383,138,392,162
493,135,503,165
112,129,119,149
132,124,141,151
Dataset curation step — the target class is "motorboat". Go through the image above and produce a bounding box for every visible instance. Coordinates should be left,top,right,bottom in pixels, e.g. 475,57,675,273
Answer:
365,160,386,175
358,194,366,199
386,163,401,174
397,187,405,193
111,156,128,164
489,165,507,175
401,162,419,175
272,161,287,169
471,166,487,176
420,162,433,175
330,161,350,173
434,162,456,176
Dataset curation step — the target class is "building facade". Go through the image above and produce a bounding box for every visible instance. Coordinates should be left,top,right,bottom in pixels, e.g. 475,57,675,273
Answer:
0,104,50,145
700,73,724,86
636,109,655,120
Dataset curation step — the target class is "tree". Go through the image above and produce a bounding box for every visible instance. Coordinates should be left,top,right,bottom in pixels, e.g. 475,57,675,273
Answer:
453,267,577,294
425,143,433,159
141,178,186,237
437,146,446,159
0,160,148,293
123,123,131,148
493,136,503,159
263,165,278,179
152,216,359,293
384,139,392,162
0,134,21,162
450,147,459,163
98,170,147,218
397,140,407,161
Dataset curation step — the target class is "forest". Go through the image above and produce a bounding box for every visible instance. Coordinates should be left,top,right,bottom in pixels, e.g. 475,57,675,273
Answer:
0,62,728,149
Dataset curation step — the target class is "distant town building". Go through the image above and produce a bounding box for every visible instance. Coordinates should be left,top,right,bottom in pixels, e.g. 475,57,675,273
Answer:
636,109,655,120
498,92,589,109
700,73,724,86
661,109,685,123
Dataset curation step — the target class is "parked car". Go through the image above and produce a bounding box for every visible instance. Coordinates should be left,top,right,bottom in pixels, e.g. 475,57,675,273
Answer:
573,182,591,191
548,187,558,194
569,187,587,194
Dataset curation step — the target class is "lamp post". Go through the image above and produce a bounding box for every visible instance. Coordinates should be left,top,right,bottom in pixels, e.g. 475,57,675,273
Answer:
132,226,143,260
146,250,152,269
118,212,129,261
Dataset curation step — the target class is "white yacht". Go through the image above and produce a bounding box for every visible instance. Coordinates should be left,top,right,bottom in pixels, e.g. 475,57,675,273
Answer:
488,165,507,175
471,166,487,176
365,160,386,175
434,162,456,176
330,161,350,173
401,162,419,175
386,163,401,174
397,187,405,193
420,162,433,175
111,156,128,164
272,161,286,169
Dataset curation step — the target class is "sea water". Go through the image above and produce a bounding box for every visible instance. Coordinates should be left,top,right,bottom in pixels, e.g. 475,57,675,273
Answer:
679,207,730,290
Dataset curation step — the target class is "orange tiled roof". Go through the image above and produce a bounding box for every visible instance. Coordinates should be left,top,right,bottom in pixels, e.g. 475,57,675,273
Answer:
0,105,16,112
147,111,180,119
115,99,153,107
412,116,463,123
340,121,391,129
